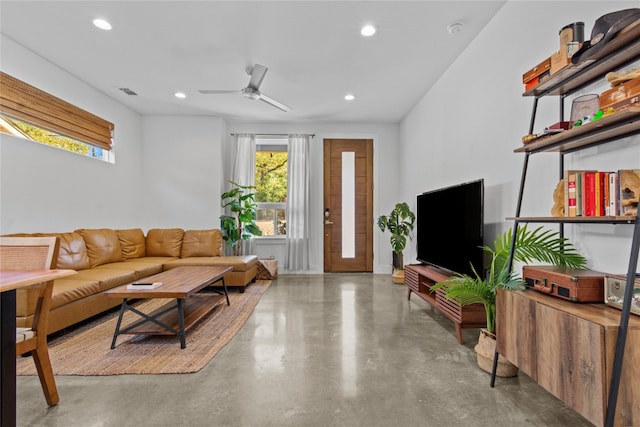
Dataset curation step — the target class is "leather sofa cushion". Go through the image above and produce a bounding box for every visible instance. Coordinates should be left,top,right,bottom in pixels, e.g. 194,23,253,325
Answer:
16,278,101,316
42,232,91,270
50,279,102,310
146,228,184,257
126,256,178,264
164,255,258,272
116,228,146,260
73,268,136,292
75,229,124,268
94,260,163,280
180,229,223,257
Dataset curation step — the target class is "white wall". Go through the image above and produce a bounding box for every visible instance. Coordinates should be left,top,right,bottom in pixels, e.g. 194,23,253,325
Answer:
0,35,144,233
225,121,400,274
400,1,640,274
140,115,225,230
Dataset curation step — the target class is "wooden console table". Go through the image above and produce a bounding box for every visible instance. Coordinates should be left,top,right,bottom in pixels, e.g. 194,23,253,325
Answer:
496,289,640,427
405,264,486,344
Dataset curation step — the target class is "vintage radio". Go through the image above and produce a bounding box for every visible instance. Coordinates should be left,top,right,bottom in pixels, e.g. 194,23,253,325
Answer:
600,75,640,111
604,275,640,316
522,265,605,302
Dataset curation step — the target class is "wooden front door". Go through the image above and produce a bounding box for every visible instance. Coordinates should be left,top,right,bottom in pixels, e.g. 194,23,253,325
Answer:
323,139,373,272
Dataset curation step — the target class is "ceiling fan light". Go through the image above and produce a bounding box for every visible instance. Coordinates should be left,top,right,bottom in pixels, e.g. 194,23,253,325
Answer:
242,87,260,100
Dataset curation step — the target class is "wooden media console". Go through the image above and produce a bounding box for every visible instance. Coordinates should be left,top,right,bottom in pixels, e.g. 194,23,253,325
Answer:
405,264,486,344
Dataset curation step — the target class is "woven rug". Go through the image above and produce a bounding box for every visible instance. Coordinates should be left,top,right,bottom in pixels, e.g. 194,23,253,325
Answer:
17,280,271,376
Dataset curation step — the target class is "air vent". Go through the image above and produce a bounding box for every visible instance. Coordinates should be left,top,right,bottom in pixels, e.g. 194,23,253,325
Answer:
118,88,138,96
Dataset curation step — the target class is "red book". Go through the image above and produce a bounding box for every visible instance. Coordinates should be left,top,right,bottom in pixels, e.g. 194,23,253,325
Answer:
584,172,596,216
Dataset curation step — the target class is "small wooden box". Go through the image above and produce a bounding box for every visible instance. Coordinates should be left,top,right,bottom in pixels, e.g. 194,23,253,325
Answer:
604,275,640,315
600,76,640,111
522,56,551,84
551,50,571,75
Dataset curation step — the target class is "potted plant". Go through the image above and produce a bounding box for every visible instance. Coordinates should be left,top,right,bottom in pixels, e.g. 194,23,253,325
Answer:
377,202,416,284
219,180,262,256
431,224,587,376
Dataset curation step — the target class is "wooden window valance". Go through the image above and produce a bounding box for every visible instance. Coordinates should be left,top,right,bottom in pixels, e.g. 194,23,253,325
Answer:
0,72,114,150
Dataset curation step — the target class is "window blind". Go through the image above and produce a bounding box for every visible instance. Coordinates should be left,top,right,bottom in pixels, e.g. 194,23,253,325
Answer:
0,72,114,150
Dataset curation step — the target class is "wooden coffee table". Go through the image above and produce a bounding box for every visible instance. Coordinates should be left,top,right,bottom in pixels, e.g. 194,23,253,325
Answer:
105,266,232,349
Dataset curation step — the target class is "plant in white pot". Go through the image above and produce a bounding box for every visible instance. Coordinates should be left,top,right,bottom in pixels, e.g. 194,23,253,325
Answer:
377,202,415,284
431,225,587,376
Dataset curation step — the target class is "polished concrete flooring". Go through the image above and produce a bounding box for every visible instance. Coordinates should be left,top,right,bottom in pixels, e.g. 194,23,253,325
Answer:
17,274,592,427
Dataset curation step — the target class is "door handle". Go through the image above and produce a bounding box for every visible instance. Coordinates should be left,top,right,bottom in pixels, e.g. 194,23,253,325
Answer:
324,208,333,225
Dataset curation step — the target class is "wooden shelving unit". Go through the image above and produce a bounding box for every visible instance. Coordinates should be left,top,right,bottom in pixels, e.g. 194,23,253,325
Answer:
506,216,636,224
516,108,640,154
492,20,640,427
523,21,640,98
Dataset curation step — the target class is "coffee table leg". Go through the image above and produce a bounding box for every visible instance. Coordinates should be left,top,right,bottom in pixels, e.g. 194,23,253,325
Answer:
221,277,230,306
177,299,186,349
111,300,128,349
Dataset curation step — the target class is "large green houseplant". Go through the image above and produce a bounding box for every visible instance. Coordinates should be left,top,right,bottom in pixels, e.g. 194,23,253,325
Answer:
377,202,415,283
431,224,587,375
219,181,262,256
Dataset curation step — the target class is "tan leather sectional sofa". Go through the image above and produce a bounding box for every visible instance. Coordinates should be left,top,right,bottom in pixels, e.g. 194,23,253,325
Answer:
14,228,257,335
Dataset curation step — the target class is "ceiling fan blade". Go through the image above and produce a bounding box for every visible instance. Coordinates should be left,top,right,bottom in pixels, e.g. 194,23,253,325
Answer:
198,89,240,94
259,93,292,112
247,64,268,90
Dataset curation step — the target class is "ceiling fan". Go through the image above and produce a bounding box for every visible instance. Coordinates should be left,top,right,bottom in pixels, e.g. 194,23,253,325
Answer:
198,64,292,112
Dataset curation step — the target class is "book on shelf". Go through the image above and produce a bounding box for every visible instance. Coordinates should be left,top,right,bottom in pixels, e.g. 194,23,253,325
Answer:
609,172,618,216
561,169,636,217
126,282,163,290
564,170,578,217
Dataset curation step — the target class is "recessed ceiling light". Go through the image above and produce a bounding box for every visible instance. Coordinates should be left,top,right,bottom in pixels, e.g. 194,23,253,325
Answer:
92,18,112,31
361,25,376,37
174,92,186,99
344,94,355,101
446,22,463,35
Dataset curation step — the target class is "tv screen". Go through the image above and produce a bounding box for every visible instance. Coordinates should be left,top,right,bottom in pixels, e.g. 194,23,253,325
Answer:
416,179,484,277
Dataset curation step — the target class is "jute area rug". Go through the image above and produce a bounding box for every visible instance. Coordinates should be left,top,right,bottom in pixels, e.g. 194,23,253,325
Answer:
17,280,271,376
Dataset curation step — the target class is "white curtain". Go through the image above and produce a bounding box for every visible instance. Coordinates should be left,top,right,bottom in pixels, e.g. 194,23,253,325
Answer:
232,133,255,187
230,133,255,255
285,134,310,270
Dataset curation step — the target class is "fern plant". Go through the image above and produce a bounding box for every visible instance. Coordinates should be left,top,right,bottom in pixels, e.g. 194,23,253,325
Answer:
432,225,587,333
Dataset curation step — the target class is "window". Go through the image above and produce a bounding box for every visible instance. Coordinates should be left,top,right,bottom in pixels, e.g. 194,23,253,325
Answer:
255,138,287,236
0,72,114,161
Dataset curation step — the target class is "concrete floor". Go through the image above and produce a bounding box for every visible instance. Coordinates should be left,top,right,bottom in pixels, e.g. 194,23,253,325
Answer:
16,274,592,427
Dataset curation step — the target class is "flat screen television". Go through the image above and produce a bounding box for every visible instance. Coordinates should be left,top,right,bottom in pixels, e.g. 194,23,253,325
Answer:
416,179,484,277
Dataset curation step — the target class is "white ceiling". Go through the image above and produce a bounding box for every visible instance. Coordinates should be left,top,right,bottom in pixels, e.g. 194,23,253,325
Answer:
0,1,506,123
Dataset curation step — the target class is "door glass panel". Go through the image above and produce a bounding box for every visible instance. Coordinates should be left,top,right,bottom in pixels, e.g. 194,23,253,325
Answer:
342,152,355,258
